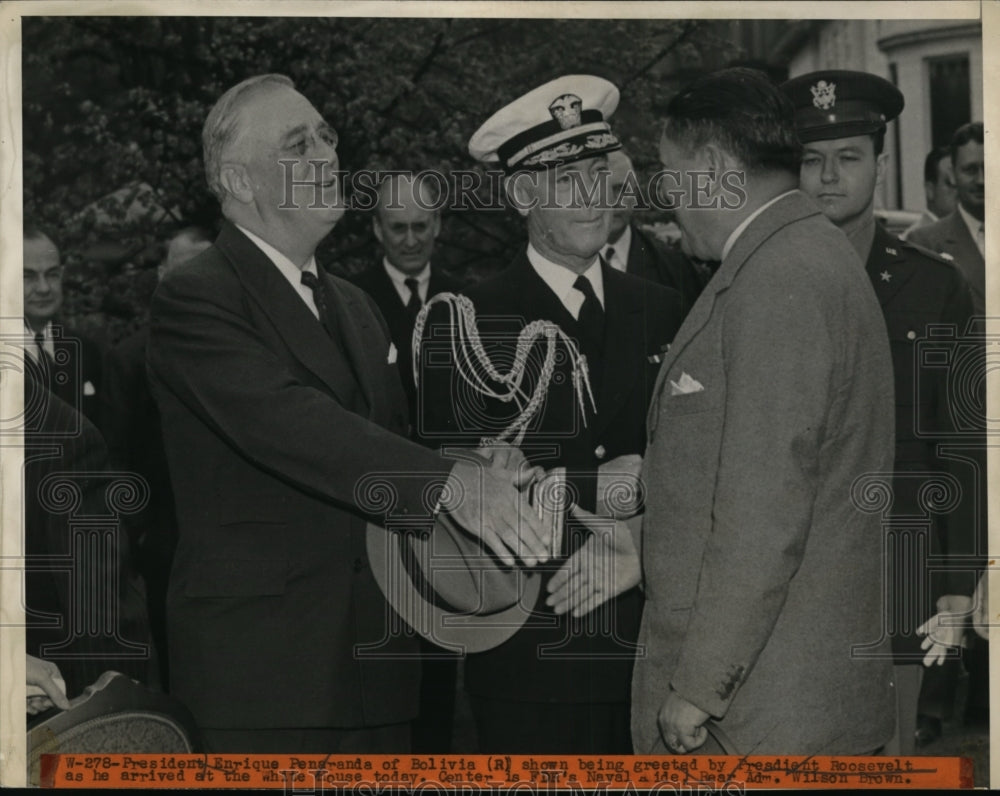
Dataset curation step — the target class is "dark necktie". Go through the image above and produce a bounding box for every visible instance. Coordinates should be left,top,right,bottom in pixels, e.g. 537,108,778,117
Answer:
574,274,605,345
404,277,422,320
301,269,334,336
573,274,604,405
33,330,52,370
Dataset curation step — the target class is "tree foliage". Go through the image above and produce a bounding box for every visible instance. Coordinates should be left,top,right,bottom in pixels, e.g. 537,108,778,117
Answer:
22,16,737,344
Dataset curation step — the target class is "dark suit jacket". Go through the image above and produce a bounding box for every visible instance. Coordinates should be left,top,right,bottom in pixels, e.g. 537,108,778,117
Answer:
102,328,176,541
147,221,451,731
633,192,896,755
421,253,685,705
24,377,152,696
27,324,103,427
865,226,983,658
624,223,707,314
350,262,462,430
908,210,986,315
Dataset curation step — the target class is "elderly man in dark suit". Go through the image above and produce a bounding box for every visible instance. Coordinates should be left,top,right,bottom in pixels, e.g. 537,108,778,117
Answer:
23,227,104,425
421,75,686,753
146,73,549,753
601,149,707,314
628,67,896,756
351,173,461,430
784,69,982,755
909,123,985,315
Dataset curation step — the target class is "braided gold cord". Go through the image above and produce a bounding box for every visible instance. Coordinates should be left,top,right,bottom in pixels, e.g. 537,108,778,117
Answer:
412,293,596,446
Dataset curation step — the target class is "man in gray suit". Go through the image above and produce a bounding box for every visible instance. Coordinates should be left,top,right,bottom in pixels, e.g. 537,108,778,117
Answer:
626,67,896,755
909,123,985,314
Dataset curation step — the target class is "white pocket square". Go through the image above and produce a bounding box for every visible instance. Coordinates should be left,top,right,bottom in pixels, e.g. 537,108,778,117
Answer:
83,380,96,396
387,343,398,365
669,371,704,396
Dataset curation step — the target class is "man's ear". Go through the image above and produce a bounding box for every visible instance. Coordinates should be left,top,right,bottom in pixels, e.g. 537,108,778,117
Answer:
372,213,384,245
505,172,537,218
431,212,442,239
699,143,733,196
220,163,253,204
875,152,889,187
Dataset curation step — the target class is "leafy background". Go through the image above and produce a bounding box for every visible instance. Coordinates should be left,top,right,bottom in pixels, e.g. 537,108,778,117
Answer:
23,16,743,346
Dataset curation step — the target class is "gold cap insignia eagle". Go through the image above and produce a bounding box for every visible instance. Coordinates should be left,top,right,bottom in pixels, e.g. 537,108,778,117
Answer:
811,80,836,111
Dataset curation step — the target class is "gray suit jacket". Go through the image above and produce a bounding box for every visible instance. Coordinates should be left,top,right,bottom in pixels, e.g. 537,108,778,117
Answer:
632,191,896,755
908,210,985,315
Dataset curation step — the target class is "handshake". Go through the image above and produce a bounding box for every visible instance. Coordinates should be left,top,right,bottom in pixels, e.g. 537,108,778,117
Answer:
441,444,644,616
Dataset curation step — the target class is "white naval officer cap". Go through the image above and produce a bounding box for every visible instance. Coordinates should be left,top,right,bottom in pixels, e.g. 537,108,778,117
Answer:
469,74,622,172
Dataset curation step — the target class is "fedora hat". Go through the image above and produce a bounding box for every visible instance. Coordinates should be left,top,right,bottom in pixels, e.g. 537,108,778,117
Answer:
366,468,567,653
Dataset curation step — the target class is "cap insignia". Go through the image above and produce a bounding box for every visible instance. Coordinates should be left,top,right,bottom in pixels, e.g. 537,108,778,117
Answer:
549,93,583,130
811,80,836,111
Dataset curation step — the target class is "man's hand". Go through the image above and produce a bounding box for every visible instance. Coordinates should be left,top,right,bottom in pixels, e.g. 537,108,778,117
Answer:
475,443,545,489
657,688,710,754
596,454,643,518
444,457,550,567
26,654,69,715
917,593,973,666
546,504,641,617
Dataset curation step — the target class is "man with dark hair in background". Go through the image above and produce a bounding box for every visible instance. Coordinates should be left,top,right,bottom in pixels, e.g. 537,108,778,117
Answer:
629,67,896,756
901,146,956,240
601,149,708,314
909,122,986,315
101,224,213,690
23,226,104,424
784,69,981,755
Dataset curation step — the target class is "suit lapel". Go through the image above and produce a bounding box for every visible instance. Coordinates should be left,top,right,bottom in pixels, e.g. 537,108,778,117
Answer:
215,222,363,412
324,272,380,419
647,191,819,433
865,225,916,306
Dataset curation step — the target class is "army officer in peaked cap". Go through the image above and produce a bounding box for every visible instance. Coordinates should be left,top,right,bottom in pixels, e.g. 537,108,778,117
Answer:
783,69,984,755
419,75,685,753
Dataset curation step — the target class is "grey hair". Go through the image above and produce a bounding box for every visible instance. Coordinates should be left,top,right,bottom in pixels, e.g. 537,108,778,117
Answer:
202,74,295,202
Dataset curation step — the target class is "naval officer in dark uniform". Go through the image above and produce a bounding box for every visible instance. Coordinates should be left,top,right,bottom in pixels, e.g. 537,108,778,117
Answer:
783,70,984,755
420,75,686,753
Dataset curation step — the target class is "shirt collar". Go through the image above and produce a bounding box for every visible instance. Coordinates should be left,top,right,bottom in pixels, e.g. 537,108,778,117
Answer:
382,258,430,289
24,320,54,360
526,243,604,316
721,189,797,261
236,223,317,278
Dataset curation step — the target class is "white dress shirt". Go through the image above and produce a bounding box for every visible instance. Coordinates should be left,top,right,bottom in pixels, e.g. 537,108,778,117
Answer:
526,243,604,320
602,224,632,273
383,258,431,305
236,224,320,319
721,190,798,261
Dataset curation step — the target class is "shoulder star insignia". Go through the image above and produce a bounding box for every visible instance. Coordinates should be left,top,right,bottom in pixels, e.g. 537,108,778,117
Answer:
880,271,892,282
886,247,897,256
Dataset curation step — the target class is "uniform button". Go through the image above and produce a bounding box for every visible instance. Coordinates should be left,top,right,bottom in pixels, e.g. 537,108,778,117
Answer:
353,558,364,573
594,445,606,460
906,330,916,341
